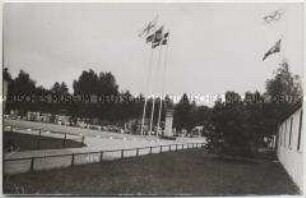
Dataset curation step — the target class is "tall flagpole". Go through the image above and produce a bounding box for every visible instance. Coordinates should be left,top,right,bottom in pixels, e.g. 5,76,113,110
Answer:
156,46,165,136
157,34,169,136
149,96,155,135
156,98,163,136
150,44,163,135
141,46,154,135
140,97,148,135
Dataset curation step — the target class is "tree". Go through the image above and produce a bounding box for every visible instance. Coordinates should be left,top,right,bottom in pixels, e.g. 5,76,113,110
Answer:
51,82,61,93
164,94,174,108
6,70,37,115
210,92,250,155
3,67,12,82
98,72,118,96
225,91,242,105
264,60,303,134
72,69,121,123
73,69,99,94
173,94,193,133
10,70,36,95
265,60,302,105
51,81,69,94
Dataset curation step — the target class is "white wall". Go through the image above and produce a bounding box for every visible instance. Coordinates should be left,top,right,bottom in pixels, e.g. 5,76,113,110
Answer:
164,110,174,137
277,107,303,193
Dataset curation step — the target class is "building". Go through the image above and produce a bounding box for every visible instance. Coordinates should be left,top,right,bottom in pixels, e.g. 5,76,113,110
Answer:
277,102,303,193
164,109,174,137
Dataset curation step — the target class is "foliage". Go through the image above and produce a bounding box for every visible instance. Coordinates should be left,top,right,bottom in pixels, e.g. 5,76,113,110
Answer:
205,61,303,157
173,94,193,132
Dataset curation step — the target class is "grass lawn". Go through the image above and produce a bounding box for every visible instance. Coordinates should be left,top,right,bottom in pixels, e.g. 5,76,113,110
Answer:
3,149,299,196
3,132,86,152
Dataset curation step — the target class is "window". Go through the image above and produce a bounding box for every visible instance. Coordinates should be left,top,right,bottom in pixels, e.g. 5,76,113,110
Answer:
297,110,303,151
288,117,293,149
279,125,283,146
283,121,287,147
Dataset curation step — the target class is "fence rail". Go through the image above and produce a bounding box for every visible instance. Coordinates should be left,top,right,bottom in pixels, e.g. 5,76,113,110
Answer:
4,142,206,174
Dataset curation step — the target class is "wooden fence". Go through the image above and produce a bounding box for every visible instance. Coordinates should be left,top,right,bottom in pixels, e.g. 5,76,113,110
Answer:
4,142,206,174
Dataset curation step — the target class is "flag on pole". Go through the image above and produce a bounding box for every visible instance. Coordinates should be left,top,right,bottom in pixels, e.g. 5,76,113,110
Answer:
161,32,169,45
263,9,284,24
138,16,158,37
152,26,164,47
146,34,155,43
145,26,169,48
262,39,281,61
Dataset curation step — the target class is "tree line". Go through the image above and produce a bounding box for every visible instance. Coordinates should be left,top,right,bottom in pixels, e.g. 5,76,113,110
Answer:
3,60,302,156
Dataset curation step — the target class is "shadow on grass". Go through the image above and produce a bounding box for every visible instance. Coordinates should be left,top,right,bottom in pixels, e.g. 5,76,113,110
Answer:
3,132,86,152
3,149,300,196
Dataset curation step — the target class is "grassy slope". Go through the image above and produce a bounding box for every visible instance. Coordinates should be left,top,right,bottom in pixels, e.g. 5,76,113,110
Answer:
3,150,299,195
3,132,85,152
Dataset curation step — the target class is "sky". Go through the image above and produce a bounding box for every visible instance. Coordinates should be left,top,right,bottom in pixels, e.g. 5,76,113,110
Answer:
3,3,304,105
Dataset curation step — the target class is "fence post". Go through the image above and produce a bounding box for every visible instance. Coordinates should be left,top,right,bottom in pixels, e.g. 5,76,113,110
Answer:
169,145,171,151
149,147,152,155
37,138,40,150
71,154,75,166
100,151,104,162
160,145,162,153
63,134,67,148
176,144,178,151
30,157,35,171
121,149,124,159
136,148,139,157
82,135,85,144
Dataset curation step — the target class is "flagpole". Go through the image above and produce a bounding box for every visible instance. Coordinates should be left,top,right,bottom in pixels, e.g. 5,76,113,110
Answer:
139,16,161,136
140,97,148,135
149,39,163,136
141,46,154,135
157,33,170,136
149,96,155,135
155,44,164,136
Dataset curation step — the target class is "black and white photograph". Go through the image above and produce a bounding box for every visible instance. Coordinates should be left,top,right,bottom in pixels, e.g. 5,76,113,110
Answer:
1,1,304,196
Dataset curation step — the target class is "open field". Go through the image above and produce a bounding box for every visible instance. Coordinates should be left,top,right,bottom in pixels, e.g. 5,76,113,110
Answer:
3,150,299,195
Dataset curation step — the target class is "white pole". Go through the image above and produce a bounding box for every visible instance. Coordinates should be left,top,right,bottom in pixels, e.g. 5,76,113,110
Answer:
156,97,163,136
140,99,148,135
153,41,164,136
157,31,170,136
149,97,155,135
156,49,164,136
141,46,154,135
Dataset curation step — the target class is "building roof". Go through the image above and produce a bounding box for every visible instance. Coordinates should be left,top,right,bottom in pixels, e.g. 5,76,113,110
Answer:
278,101,303,124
